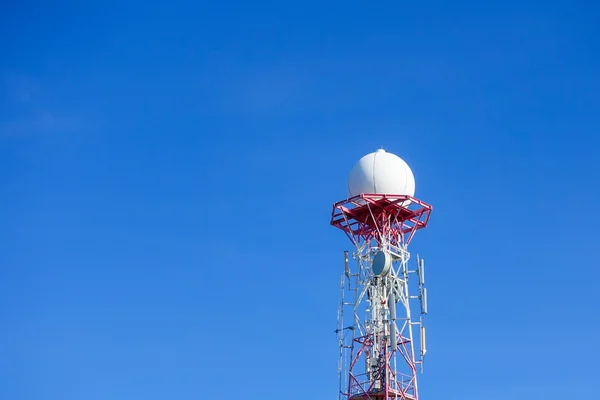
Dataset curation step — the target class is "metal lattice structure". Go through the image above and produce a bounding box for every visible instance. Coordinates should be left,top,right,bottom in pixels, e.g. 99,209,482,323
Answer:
332,194,432,400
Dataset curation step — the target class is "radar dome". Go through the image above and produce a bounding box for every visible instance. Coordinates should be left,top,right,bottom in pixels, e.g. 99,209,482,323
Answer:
347,149,416,197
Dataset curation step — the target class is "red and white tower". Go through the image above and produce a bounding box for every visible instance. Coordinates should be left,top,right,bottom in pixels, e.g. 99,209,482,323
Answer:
332,149,432,400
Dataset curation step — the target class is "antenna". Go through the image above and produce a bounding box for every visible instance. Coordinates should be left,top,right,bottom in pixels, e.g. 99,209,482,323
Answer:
417,256,427,315
415,255,428,374
344,250,350,279
420,325,427,356
389,291,397,351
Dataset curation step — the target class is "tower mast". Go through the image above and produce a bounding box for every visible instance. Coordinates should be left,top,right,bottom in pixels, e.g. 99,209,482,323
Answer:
332,149,433,400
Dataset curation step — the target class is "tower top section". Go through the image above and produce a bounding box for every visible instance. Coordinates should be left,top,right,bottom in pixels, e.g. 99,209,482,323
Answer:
333,148,431,247
347,148,416,198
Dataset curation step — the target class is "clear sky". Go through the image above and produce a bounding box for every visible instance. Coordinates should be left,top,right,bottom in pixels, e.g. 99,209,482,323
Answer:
1,1,599,399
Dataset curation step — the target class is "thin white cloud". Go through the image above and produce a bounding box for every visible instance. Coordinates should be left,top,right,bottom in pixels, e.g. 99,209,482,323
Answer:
1,73,81,137
3,73,38,104
0,111,80,137
209,55,446,117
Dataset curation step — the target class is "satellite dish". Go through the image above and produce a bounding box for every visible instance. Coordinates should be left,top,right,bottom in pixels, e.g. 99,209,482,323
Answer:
372,250,392,276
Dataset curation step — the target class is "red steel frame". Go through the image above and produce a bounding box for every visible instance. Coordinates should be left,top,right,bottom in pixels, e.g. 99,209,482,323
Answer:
331,194,432,246
345,333,418,400
331,193,432,400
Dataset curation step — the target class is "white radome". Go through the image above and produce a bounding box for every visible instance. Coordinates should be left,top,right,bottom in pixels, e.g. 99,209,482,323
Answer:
347,149,416,198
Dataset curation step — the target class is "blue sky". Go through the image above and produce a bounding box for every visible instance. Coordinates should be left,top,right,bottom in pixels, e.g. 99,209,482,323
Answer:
1,1,600,399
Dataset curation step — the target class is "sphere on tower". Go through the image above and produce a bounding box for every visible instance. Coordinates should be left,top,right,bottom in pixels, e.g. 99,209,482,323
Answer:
347,148,416,197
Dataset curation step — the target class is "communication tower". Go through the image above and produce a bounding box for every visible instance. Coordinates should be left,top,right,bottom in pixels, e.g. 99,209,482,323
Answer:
332,149,432,400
